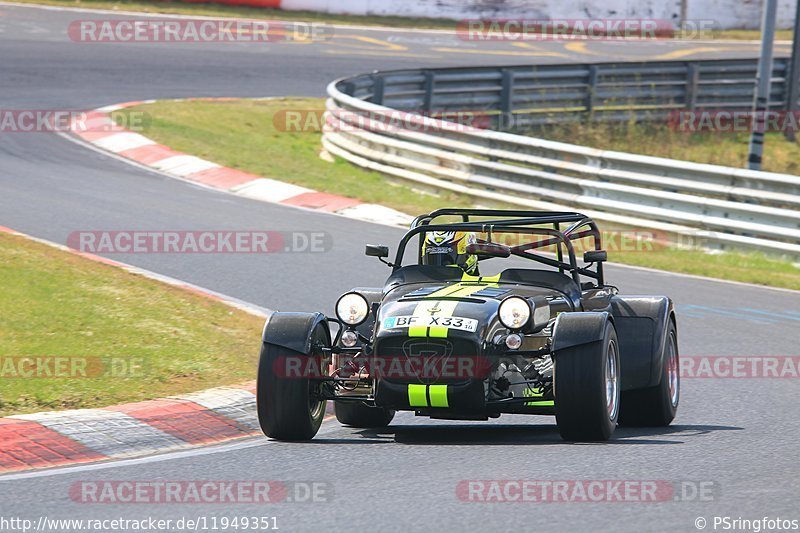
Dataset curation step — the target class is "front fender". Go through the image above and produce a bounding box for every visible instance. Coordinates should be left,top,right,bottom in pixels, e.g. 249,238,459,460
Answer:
262,312,330,354
551,312,611,353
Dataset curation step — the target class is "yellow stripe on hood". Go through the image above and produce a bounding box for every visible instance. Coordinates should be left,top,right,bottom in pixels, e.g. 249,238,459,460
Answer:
407,274,500,337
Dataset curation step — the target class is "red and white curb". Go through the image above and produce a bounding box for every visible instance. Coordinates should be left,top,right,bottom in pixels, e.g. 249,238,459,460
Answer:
0,226,329,474
68,99,413,227
1,384,255,473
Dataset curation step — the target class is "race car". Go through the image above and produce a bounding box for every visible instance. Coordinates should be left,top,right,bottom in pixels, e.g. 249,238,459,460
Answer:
256,209,679,442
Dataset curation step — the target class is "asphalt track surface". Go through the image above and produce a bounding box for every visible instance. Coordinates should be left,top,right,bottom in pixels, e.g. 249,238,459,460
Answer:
0,4,799,532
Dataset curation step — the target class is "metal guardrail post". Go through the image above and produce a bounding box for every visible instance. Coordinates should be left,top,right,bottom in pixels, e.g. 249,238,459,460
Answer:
423,71,435,113
372,74,385,105
748,0,779,170
785,0,800,141
686,63,700,110
586,65,599,120
500,69,515,130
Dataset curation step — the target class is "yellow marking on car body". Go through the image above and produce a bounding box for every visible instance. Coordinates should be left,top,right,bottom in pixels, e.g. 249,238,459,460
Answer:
407,326,428,337
408,384,428,407
406,384,449,408
429,385,449,407
526,400,555,407
428,327,450,338
407,282,489,337
523,386,550,407
461,272,502,284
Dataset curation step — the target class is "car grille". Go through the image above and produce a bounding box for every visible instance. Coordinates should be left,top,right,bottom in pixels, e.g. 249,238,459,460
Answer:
372,336,483,385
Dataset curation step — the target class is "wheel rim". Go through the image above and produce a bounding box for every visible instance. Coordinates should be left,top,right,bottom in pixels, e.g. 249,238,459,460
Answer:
667,332,679,408
606,341,620,420
308,393,325,420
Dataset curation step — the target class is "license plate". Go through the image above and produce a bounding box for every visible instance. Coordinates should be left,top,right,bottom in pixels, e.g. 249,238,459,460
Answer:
382,315,478,333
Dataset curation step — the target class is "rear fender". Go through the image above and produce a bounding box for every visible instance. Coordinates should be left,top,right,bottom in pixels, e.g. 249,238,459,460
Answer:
262,312,331,354
609,296,675,390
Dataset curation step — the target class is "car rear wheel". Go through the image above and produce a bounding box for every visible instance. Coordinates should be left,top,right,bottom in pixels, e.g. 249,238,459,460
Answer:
619,320,679,427
256,323,328,441
334,402,395,428
554,321,620,442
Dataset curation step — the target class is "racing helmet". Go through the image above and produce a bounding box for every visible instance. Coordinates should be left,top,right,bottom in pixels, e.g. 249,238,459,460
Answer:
422,231,478,275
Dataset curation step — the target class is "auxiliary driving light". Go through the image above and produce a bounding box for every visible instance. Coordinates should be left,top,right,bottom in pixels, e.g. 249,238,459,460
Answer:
341,330,359,347
505,333,523,350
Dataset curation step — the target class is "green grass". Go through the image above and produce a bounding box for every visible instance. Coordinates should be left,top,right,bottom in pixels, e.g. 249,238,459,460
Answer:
116,98,800,291
524,121,800,175
10,0,793,40
0,232,264,416
611,247,800,290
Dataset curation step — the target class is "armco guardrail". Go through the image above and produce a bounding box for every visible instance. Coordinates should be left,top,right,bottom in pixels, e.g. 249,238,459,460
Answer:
323,59,800,257
336,59,793,128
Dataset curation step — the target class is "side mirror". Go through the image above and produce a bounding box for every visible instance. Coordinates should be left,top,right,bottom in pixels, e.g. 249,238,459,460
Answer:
584,250,608,263
366,245,389,259
467,242,511,258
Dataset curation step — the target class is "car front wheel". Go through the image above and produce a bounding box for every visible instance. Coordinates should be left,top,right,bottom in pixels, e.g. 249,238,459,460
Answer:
554,321,620,442
256,323,328,441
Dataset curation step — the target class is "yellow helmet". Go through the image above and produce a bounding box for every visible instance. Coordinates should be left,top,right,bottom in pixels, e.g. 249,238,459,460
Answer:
422,231,478,275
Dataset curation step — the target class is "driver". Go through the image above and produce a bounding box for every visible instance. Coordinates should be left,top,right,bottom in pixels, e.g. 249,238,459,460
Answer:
422,231,479,276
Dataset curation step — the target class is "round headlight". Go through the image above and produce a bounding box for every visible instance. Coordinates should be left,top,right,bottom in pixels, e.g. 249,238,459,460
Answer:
498,297,531,330
336,293,370,326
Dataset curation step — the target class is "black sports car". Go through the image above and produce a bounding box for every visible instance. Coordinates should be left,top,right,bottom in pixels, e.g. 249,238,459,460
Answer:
257,209,679,442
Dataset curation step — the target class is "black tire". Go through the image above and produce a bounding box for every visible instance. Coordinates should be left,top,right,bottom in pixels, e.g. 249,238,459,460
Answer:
619,320,679,427
554,321,620,442
334,402,395,428
256,323,328,441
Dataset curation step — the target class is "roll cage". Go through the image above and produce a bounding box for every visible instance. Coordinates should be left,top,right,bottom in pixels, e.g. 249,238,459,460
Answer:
394,209,606,287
